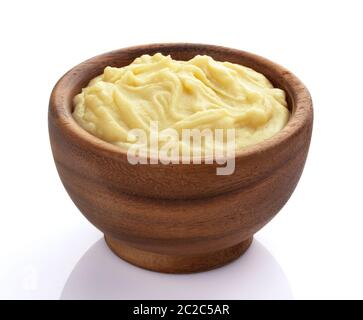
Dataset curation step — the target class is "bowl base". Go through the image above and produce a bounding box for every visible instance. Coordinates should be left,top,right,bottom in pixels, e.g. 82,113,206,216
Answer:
104,235,253,273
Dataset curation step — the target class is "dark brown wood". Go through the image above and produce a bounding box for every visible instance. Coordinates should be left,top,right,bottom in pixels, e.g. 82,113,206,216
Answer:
49,43,313,273
105,235,253,273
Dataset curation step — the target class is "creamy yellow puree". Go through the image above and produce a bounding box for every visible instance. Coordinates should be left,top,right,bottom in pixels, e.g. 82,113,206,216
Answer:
73,53,289,153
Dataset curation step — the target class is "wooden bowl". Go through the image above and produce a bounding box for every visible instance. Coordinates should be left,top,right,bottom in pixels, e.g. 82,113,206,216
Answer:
49,43,313,273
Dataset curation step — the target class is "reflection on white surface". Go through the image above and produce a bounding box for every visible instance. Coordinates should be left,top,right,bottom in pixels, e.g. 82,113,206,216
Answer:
61,238,292,300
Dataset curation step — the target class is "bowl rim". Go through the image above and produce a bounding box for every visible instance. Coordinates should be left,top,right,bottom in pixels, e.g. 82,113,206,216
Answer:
49,43,313,162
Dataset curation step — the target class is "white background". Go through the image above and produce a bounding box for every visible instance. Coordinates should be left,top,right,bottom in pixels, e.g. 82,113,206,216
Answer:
1,0,362,299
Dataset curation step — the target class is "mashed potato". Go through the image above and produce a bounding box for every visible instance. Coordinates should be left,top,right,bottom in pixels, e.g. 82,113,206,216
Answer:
73,53,289,153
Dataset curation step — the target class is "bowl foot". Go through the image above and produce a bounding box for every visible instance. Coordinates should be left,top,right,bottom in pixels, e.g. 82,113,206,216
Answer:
104,235,253,273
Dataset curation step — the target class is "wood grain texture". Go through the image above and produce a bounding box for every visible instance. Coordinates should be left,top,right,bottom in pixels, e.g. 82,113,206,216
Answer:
49,43,313,273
